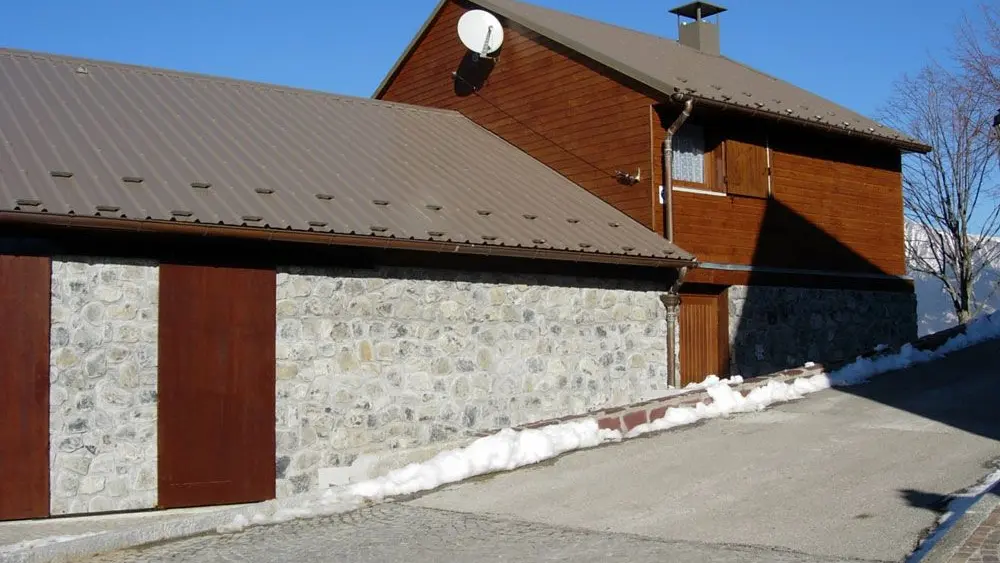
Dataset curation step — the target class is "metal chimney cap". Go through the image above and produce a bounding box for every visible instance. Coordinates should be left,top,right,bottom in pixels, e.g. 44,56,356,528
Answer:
669,1,727,20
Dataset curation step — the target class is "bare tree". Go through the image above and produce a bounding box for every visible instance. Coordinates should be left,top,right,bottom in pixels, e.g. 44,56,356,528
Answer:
882,62,1000,324
956,2,1000,105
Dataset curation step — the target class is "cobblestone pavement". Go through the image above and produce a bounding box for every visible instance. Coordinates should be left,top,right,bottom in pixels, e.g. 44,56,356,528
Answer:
946,503,1000,563
76,504,870,563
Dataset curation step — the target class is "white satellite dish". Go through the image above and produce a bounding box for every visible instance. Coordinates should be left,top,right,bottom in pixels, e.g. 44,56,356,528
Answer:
458,9,504,59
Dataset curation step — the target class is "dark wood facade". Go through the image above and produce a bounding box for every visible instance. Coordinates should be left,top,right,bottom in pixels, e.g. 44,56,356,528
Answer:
0,255,51,521
380,0,660,231
379,0,909,282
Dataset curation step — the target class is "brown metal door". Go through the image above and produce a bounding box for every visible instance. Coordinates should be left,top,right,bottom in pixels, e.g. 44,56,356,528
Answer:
679,289,729,386
0,255,50,521
158,263,276,509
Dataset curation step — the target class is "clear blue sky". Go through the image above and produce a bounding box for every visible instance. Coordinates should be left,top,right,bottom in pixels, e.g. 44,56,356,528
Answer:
0,0,982,120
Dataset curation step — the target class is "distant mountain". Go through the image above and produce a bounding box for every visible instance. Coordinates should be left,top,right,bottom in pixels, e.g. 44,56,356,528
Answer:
906,222,1000,336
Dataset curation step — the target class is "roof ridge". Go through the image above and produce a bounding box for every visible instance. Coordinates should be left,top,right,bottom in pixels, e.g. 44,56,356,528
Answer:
0,47,463,118
446,0,928,152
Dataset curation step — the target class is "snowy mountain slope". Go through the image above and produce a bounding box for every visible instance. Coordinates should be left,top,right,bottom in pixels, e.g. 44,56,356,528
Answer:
906,222,1000,336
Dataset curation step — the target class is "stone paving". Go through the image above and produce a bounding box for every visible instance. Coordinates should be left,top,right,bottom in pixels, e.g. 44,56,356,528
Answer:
946,503,1000,563
75,504,869,563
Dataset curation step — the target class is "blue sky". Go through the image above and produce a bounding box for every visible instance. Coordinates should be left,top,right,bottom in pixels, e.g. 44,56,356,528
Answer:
0,0,983,120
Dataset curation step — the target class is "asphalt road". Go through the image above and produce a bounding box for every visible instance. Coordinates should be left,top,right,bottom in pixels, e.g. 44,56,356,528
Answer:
83,338,1000,563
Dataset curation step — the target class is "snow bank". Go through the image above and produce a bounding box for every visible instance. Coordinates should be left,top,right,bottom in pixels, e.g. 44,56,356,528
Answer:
218,419,621,533
348,419,621,500
628,311,1000,438
220,312,1000,533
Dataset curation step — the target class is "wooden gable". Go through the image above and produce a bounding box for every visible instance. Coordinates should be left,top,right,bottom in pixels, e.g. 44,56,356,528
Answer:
378,0,662,232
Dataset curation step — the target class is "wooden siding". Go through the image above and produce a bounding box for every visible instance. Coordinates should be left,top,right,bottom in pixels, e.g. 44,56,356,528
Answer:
379,0,659,230
158,263,277,509
679,287,729,385
660,115,906,276
0,255,50,521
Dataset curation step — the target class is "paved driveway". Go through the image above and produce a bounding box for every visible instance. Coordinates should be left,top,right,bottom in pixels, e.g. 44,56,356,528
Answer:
84,339,1000,563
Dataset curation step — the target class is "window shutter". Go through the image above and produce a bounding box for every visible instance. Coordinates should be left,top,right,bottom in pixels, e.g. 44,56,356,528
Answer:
725,138,769,198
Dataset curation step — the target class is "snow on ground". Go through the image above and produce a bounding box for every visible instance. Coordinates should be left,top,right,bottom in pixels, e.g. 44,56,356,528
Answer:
629,311,1000,438
905,467,1000,562
218,311,1000,534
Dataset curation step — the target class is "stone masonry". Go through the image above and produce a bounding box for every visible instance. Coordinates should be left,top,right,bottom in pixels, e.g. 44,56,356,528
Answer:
274,267,669,496
49,258,159,515
728,285,917,378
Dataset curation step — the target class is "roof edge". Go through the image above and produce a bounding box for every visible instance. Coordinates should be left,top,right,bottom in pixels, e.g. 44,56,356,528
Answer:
373,0,450,99
469,0,932,154
376,0,931,153
0,212,695,269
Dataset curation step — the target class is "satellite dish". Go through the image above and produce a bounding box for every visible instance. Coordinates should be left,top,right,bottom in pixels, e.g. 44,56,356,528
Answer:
458,10,504,59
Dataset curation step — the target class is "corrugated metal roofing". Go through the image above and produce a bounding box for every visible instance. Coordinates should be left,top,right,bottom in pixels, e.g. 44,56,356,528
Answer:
0,48,693,265
377,0,931,153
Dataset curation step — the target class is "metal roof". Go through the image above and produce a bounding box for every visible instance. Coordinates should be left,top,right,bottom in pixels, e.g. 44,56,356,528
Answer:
0,48,693,267
375,0,931,153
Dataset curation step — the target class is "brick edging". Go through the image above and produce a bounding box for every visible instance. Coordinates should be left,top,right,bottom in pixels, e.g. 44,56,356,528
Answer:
470,322,974,439
505,363,830,435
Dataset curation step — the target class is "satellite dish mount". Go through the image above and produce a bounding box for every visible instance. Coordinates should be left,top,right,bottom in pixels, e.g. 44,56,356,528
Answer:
458,9,505,61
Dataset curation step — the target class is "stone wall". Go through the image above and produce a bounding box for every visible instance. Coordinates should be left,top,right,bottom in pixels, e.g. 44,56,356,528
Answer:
728,285,917,378
274,267,669,497
49,258,159,515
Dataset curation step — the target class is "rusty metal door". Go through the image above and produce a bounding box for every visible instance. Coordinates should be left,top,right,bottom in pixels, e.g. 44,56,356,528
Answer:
679,288,729,386
158,263,276,509
0,255,51,521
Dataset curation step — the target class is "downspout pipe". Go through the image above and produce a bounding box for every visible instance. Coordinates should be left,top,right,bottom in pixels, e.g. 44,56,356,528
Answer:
661,265,689,389
663,96,694,242
661,96,694,388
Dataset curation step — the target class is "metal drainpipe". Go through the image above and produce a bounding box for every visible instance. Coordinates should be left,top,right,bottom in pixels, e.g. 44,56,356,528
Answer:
664,96,694,242
661,266,689,389
661,97,694,388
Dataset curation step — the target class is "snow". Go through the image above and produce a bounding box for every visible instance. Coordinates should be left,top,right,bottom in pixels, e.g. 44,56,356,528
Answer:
218,419,622,533
219,311,1000,535
629,310,1000,438
905,467,1000,562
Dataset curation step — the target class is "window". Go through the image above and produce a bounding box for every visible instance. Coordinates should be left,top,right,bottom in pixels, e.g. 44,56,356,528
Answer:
672,124,707,184
671,124,724,193
670,124,770,198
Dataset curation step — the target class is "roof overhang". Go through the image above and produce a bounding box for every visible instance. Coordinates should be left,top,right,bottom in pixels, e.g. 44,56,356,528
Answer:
0,212,695,270
373,0,932,154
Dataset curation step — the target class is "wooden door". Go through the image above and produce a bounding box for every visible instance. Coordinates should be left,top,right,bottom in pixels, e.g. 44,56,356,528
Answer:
0,255,50,521
158,263,276,509
679,288,729,386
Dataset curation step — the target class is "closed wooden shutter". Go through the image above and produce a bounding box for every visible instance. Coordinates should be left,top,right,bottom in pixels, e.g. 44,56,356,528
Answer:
725,138,769,198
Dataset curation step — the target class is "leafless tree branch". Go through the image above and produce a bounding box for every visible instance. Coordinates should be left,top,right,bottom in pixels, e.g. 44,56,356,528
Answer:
881,47,1000,323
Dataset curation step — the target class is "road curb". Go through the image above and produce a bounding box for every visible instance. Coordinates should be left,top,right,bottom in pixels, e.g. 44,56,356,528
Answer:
913,482,1000,563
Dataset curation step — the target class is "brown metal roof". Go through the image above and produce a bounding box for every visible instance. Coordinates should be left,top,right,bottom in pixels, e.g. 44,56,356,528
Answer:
375,0,931,154
0,48,693,267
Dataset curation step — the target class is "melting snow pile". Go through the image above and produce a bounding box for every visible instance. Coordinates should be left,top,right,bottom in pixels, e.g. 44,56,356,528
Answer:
219,419,622,533
220,311,1000,534
349,419,621,500
629,311,1000,437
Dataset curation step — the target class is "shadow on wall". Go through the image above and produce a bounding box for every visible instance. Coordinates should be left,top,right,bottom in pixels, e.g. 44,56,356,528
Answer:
453,51,498,96
734,195,1000,444
729,196,916,379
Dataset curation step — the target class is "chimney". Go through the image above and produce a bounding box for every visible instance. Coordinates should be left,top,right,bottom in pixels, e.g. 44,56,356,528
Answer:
669,1,727,55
